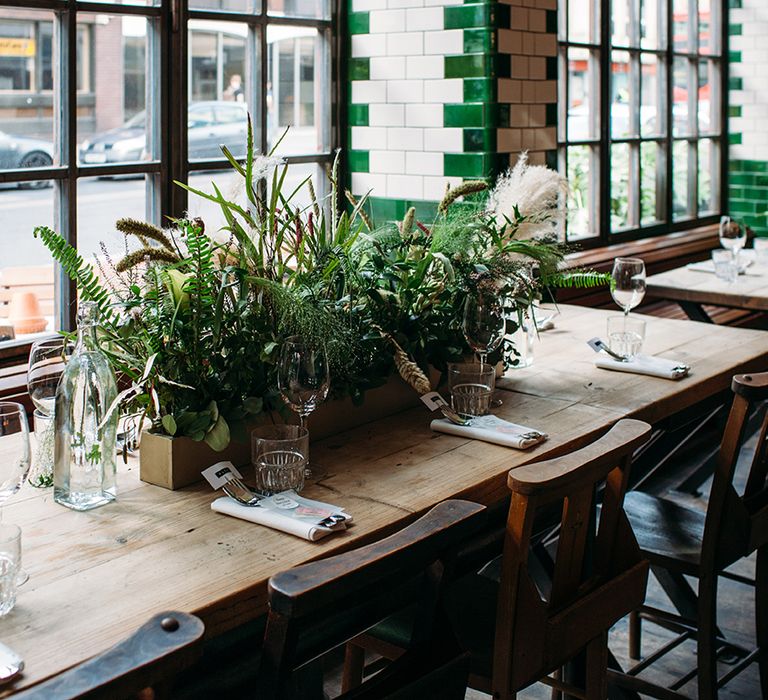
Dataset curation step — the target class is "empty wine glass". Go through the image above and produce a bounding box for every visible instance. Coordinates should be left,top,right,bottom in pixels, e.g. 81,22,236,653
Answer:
278,337,330,478
611,257,646,317
719,216,747,269
27,337,73,416
462,294,506,371
0,403,31,585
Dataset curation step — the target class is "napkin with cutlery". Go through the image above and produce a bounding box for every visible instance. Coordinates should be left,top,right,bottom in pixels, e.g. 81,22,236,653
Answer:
686,260,760,276
212,492,353,541
594,354,690,380
431,414,547,449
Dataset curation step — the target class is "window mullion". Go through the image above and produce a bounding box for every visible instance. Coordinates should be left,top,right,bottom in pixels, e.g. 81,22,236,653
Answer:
599,0,611,242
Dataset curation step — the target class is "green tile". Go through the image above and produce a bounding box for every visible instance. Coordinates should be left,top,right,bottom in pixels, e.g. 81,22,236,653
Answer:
348,103,369,126
744,187,768,200
444,103,496,127
729,0,742,8
463,128,496,152
730,174,756,186
444,153,493,178
496,55,511,78
546,103,557,127
743,161,768,173
757,175,768,187
729,23,742,36
367,197,406,222
729,105,742,118
498,103,510,128
546,9,557,33
729,50,742,63
730,133,743,145
348,150,369,173
463,28,494,54
730,77,743,91
463,77,494,103
348,11,370,34
349,58,370,81
445,54,491,79
545,150,558,170
445,4,492,29
546,56,557,80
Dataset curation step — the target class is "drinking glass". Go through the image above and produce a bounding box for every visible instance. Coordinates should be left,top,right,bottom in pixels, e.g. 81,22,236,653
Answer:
0,524,21,616
462,294,506,371
719,216,747,268
0,403,31,585
27,338,73,416
447,363,496,417
278,337,329,478
251,425,309,495
611,257,646,316
712,249,738,284
753,238,768,266
607,316,646,360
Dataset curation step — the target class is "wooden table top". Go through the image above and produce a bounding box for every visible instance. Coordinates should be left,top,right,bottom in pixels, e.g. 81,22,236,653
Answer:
645,249,768,311
3,304,768,694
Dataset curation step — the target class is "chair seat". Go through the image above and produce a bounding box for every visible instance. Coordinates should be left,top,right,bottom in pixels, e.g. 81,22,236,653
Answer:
624,491,704,576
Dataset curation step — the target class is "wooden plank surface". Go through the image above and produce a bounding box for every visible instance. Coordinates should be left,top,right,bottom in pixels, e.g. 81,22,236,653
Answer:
645,250,768,310
2,304,768,694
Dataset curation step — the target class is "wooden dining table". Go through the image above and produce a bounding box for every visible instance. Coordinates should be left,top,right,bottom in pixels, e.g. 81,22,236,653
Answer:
645,249,768,322
2,304,768,695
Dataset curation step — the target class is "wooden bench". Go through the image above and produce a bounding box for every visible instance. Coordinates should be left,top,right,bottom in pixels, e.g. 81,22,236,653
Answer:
0,265,55,318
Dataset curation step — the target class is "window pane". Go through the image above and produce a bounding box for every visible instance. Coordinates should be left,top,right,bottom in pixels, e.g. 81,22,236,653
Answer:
641,0,665,50
78,16,149,165
269,0,329,20
0,180,55,338
0,11,57,173
698,138,717,214
567,47,598,141
641,53,664,136
698,59,716,134
611,143,630,231
672,140,690,220
565,145,598,240
673,0,691,52
611,51,632,138
612,0,632,47
641,141,664,226
267,26,328,155
673,56,692,137
698,0,713,56
189,21,250,161
190,0,253,11
568,0,597,45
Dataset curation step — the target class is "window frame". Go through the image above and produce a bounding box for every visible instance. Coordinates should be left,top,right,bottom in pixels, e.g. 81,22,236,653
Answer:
0,0,340,362
557,0,729,248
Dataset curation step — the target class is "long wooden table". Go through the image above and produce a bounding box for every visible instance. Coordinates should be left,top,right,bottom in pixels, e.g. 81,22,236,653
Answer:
3,305,768,694
646,249,768,322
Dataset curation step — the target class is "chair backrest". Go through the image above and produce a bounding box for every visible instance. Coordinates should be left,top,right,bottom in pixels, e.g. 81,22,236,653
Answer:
492,419,651,696
258,499,486,700
15,611,204,700
0,266,55,317
702,371,768,570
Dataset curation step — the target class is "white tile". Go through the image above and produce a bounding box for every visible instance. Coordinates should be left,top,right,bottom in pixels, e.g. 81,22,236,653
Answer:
387,127,424,150
387,79,424,102
351,0,387,10
351,172,387,195
423,127,462,151
386,174,424,199
423,78,463,103
424,29,463,55
424,175,462,200
405,103,443,128
405,151,443,176
370,150,406,174
369,103,406,127
350,126,388,150
386,32,424,55
405,6,443,31
406,55,443,79
388,0,424,8
424,0,461,7
369,9,405,33
351,34,387,57
370,56,406,80
351,80,388,103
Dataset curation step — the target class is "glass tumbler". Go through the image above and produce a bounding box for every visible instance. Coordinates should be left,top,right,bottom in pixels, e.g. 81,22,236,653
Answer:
712,249,737,283
0,524,21,616
447,362,496,417
607,316,646,360
251,425,309,495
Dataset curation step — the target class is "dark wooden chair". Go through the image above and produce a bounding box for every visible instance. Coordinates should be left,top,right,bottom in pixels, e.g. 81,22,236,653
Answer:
621,371,768,699
15,611,204,700
256,498,486,699
344,419,652,700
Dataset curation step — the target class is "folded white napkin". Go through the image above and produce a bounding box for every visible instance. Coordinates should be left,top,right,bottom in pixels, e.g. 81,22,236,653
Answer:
686,260,760,276
211,493,353,541
430,414,547,449
594,354,690,380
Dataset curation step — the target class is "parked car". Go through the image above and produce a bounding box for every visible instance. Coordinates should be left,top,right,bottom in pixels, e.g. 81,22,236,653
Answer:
79,101,249,165
0,130,54,189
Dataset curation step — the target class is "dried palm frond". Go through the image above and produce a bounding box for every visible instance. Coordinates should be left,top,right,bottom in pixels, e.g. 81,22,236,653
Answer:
116,218,176,253
115,247,180,273
438,180,488,214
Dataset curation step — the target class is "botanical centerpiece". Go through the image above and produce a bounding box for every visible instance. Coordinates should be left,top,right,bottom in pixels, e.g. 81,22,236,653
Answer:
33,122,608,488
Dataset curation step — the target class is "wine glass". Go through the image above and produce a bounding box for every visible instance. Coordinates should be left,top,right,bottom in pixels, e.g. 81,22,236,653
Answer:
27,338,73,416
0,403,31,585
719,216,747,269
610,257,646,317
462,294,506,371
278,337,330,478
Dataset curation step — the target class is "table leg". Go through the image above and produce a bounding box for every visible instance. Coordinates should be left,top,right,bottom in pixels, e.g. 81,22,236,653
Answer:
679,301,714,323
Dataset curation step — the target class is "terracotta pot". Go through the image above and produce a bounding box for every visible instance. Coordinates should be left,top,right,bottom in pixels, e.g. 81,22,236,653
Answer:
7,292,46,334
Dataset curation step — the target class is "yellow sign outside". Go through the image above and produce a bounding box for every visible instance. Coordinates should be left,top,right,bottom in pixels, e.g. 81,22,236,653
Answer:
0,38,36,58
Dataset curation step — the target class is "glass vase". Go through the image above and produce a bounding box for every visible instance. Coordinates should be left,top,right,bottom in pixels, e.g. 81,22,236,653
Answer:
54,302,118,511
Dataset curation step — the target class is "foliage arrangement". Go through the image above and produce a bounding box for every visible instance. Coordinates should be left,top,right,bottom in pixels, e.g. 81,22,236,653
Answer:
34,122,609,450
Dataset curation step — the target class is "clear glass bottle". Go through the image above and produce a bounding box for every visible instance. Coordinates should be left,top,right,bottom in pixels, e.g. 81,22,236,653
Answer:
54,302,118,510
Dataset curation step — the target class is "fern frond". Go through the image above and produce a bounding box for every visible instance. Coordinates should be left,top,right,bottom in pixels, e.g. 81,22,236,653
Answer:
541,270,612,289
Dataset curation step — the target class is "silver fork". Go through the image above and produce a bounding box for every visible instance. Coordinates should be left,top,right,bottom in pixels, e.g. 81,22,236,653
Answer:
223,476,262,506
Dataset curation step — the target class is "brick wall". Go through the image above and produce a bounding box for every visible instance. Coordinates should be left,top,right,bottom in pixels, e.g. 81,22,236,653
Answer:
346,0,558,222
728,0,768,236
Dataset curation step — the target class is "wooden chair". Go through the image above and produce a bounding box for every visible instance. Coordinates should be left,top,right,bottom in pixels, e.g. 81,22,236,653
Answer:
256,498,486,699
621,371,768,699
15,611,204,699
344,419,652,700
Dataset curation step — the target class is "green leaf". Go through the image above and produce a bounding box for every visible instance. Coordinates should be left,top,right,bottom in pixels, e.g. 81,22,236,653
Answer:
243,396,263,414
204,414,230,451
161,414,177,436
